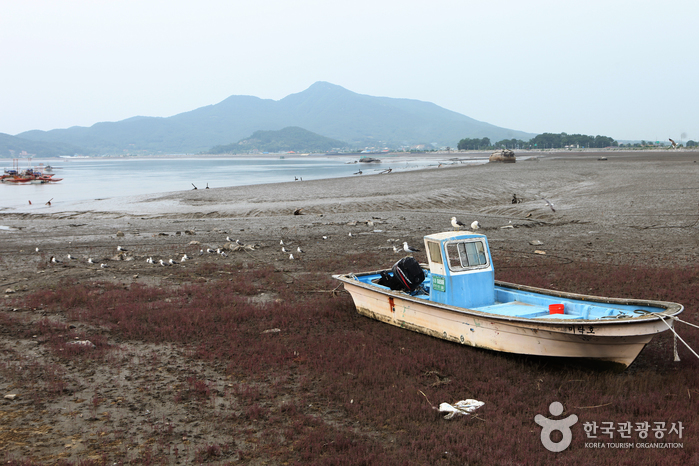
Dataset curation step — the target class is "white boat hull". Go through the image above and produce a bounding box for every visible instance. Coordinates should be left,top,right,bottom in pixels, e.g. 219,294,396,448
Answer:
340,279,677,369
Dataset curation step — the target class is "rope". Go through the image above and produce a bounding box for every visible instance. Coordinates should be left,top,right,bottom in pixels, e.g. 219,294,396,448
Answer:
657,315,699,362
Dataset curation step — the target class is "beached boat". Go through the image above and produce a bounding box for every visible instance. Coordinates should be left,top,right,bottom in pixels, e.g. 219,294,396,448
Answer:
334,231,683,369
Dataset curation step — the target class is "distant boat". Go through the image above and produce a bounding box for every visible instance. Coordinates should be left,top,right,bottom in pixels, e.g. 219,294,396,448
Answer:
358,157,381,163
334,231,684,370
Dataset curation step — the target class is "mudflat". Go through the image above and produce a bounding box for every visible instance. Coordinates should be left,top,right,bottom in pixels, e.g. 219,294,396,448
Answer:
1,150,698,464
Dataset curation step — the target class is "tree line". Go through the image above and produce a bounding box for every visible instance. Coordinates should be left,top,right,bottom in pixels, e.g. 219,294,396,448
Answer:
457,132,618,150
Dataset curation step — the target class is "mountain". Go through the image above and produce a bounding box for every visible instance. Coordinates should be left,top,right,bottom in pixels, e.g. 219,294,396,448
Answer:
16,82,535,155
209,127,347,154
0,132,84,158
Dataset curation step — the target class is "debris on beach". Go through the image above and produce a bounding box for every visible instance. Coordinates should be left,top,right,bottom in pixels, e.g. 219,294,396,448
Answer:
67,340,96,349
438,399,484,419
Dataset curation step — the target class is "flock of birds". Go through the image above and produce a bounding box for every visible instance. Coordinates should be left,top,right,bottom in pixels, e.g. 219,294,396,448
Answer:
42,199,555,270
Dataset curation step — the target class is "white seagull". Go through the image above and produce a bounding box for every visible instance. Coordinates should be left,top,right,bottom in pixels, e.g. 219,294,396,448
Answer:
280,240,285,245
451,217,466,230
392,245,400,253
226,236,233,242
403,242,419,253
282,247,288,253
289,253,294,260
236,239,244,245
67,254,76,260
297,246,304,253
169,258,177,265
117,246,128,252
206,248,215,254
50,256,62,264
541,197,556,212
100,263,109,268
159,259,169,266
181,254,189,262
219,251,228,257
470,220,480,231
88,258,95,264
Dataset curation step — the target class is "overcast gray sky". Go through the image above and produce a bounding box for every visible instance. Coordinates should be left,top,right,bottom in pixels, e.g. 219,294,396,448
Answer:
1,0,697,142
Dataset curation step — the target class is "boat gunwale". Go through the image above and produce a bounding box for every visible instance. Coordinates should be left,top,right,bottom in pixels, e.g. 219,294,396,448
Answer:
332,270,684,326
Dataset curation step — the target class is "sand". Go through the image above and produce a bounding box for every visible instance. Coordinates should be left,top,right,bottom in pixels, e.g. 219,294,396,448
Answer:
2,149,699,462
2,150,699,286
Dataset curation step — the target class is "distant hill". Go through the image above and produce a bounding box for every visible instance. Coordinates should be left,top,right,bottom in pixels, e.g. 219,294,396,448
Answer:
0,132,84,158
209,127,347,154
16,82,535,155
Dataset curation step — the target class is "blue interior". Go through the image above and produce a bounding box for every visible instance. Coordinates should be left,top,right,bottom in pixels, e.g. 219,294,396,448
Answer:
356,270,661,320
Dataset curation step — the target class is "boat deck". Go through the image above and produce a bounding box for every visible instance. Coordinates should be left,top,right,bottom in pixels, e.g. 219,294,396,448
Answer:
356,272,657,321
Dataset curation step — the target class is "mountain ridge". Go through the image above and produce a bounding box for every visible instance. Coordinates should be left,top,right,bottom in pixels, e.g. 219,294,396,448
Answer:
13,82,535,155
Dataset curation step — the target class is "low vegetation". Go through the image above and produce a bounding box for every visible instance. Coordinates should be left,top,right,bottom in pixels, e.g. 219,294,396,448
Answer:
2,255,697,464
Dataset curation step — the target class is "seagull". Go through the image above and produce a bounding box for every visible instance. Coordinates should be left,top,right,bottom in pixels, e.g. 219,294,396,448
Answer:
146,257,154,264
35,247,40,253
205,183,209,189
289,254,294,260
226,236,232,242
216,248,222,254
168,258,176,265
50,256,62,264
297,246,304,253
88,258,95,264
206,248,215,254
219,251,228,257
117,246,128,252
100,263,109,268
235,239,244,246
181,254,189,262
451,217,466,230
322,235,328,240
349,232,353,237
470,220,480,231
67,254,76,260
541,197,556,212
403,242,419,253
199,249,204,256
192,183,198,190
354,170,362,175
282,247,288,253
669,138,677,149
280,240,285,245
159,259,169,266
393,245,400,253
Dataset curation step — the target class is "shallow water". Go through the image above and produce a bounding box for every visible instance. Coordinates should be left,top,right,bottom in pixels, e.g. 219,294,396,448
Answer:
1,155,486,212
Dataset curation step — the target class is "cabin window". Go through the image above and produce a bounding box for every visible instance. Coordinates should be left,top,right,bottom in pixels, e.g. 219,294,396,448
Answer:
445,240,488,272
427,241,442,264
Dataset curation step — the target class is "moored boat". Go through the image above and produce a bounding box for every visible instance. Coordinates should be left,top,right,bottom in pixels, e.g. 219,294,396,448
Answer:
334,231,684,369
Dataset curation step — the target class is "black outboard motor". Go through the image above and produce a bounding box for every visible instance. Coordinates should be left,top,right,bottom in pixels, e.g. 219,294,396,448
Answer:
377,256,425,293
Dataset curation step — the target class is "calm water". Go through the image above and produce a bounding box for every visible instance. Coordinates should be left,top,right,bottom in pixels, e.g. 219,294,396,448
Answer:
1,155,486,212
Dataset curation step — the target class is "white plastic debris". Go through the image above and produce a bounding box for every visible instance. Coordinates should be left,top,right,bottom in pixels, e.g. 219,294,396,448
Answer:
438,399,484,419
67,340,96,349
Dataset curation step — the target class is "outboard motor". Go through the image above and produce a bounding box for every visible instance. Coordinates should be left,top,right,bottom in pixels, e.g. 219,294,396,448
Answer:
378,256,425,292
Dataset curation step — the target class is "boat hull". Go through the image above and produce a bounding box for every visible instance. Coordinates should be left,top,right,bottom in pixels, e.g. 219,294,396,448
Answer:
337,277,681,369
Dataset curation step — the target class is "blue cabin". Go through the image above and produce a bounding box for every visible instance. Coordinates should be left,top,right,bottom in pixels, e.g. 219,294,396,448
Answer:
423,231,495,308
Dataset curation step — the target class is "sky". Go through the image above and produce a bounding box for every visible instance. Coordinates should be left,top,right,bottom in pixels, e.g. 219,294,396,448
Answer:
1,0,697,142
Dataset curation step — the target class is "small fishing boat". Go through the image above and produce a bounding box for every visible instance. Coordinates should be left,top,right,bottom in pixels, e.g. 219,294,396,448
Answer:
334,231,683,369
